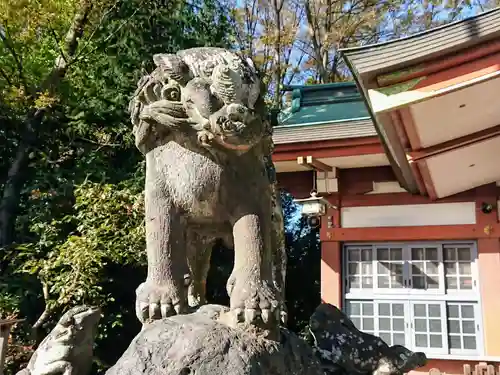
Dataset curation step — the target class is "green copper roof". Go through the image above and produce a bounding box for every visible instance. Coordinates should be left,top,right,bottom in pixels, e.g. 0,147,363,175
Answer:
278,82,371,127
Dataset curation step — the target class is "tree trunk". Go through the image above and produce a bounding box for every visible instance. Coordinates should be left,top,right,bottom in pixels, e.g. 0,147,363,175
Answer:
0,0,93,248
0,112,40,247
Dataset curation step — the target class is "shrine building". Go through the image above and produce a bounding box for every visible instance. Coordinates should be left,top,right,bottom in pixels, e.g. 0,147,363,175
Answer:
273,7,500,375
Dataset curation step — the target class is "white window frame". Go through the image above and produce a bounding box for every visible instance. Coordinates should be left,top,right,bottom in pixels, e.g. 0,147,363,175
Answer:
342,241,484,358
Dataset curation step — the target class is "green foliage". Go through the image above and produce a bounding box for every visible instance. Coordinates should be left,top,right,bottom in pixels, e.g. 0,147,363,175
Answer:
1,0,236,372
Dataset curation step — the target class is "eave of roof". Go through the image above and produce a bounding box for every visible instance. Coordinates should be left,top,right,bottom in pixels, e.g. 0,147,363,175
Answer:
273,119,376,145
338,8,500,195
340,60,420,194
282,82,357,92
340,7,500,80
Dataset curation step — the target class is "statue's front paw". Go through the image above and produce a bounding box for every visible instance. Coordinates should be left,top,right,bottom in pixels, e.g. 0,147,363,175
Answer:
227,274,284,327
135,281,186,323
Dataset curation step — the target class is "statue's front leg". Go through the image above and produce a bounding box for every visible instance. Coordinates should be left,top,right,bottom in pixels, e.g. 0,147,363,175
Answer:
135,180,188,323
226,209,281,328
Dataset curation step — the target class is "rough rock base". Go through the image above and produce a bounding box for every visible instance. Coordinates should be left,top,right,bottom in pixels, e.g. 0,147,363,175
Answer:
106,305,323,375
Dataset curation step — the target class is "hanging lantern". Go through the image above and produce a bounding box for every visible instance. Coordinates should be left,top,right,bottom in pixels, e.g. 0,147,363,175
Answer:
293,190,336,217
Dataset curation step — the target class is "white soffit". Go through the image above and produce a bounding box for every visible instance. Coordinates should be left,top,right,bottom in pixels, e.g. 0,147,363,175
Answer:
410,76,500,148
366,181,407,194
341,202,476,228
426,135,500,198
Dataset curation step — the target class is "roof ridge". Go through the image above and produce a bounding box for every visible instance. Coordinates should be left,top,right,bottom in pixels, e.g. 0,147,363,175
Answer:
339,6,500,53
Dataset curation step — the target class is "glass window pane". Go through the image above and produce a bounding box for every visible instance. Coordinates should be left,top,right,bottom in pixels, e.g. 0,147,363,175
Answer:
448,305,459,318
449,320,461,334
361,263,373,275
445,248,457,261
377,263,390,275
348,263,359,275
377,248,389,260
429,319,442,332
427,262,439,274
378,303,390,316
426,248,438,260
394,333,405,346
380,332,391,345
412,248,424,260
412,264,423,275
348,249,360,261
463,336,477,350
415,334,428,347
413,276,425,289
430,334,442,348
462,321,475,334
457,248,471,261
393,304,404,316
390,263,403,274
351,317,361,328
393,318,405,331
362,277,373,288
363,318,374,331
459,277,473,289
348,302,360,315
392,275,404,288
428,276,439,289
446,277,458,289
461,305,474,319
449,335,462,349
379,318,391,331
445,262,457,275
415,319,427,332
361,249,372,261
350,276,360,288
458,262,471,275
429,304,441,318
378,276,389,288
414,304,426,317
362,303,373,315
390,248,403,260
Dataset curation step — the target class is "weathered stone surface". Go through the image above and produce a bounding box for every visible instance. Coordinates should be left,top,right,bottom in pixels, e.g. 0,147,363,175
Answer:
16,305,101,375
307,304,427,375
128,47,286,331
106,305,322,375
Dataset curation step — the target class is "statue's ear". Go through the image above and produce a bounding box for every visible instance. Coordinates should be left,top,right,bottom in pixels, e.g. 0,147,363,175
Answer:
152,54,191,86
153,53,175,67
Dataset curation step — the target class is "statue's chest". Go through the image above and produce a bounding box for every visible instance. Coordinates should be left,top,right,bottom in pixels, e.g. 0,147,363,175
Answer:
149,142,223,215
32,342,72,368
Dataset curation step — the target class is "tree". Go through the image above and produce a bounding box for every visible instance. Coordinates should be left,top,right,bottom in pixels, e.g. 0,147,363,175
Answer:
1,0,235,372
227,0,306,106
0,0,108,248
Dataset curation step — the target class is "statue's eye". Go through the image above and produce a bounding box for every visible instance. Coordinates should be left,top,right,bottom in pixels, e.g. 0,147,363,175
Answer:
162,86,181,101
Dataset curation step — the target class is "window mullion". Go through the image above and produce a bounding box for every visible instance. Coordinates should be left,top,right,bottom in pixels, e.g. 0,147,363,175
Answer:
440,301,449,354
403,244,410,287
438,244,446,295
404,301,413,350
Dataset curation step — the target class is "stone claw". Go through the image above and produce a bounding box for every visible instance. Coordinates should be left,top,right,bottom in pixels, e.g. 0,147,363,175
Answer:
280,310,288,325
227,276,282,328
135,282,186,324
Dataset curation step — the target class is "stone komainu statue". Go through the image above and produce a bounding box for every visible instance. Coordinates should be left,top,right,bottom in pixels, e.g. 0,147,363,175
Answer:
128,47,286,327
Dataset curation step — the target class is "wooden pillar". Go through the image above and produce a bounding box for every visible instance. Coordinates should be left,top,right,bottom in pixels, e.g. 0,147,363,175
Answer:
320,241,342,307
0,319,23,375
474,184,500,356
0,324,9,375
